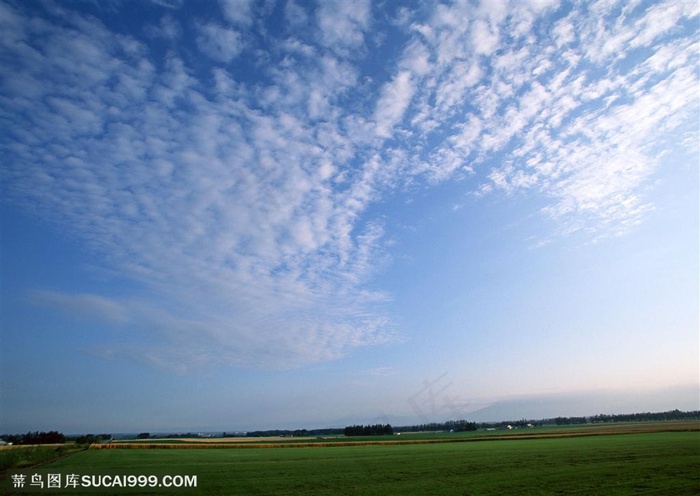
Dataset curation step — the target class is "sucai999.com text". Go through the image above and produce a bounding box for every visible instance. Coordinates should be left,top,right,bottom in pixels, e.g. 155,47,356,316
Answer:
11,473,197,490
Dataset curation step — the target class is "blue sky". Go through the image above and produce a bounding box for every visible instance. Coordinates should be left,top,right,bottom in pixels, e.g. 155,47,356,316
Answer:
1,0,698,433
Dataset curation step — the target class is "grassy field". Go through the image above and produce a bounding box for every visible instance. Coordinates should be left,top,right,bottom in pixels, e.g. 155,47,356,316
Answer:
1,425,698,495
0,445,81,473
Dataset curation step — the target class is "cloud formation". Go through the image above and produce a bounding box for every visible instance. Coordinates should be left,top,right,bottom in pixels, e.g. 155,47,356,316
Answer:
1,0,697,370
196,22,244,62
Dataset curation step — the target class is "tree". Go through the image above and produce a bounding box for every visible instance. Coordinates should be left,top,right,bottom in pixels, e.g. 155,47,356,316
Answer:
76,434,102,445
14,431,66,444
137,432,150,439
344,424,394,436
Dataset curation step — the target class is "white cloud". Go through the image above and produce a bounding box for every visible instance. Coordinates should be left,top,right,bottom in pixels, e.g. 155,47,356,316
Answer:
433,61,482,114
551,17,575,47
0,2,397,371
150,0,184,8
285,0,309,27
196,22,243,62
219,0,255,26
399,40,432,76
526,0,560,13
146,14,181,40
471,19,499,55
374,71,416,138
316,0,371,54
385,0,698,239
628,0,693,50
32,290,131,324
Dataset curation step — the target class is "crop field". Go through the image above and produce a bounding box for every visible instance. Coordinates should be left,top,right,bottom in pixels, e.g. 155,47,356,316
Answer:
103,420,698,448
2,424,698,495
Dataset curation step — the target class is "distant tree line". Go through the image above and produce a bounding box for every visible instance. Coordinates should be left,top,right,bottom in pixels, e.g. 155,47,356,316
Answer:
553,416,588,425
470,410,700,429
163,432,212,439
553,410,700,425
72,434,112,445
242,428,345,438
244,429,305,438
344,424,394,436
397,420,477,433
66,434,112,444
588,409,699,424
1,431,66,445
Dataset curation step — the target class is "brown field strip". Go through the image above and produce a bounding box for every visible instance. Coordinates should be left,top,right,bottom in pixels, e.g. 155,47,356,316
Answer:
0,444,70,451
174,436,318,443
92,421,699,450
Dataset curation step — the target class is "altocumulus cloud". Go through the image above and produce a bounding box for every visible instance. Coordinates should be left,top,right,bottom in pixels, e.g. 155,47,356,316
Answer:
1,0,697,371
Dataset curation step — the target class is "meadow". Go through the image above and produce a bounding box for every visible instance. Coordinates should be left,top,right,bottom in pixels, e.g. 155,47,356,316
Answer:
1,425,698,495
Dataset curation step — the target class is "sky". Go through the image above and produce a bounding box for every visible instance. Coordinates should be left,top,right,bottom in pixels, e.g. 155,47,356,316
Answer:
1,0,698,434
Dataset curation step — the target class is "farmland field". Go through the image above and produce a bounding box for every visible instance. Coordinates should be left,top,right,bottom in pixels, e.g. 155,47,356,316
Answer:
2,424,698,495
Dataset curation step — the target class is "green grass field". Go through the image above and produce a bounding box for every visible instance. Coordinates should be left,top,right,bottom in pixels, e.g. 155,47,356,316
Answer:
2,429,698,495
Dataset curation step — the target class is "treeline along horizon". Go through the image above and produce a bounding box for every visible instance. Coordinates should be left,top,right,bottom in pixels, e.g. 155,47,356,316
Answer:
3,410,698,442
398,420,477,433
344,424,394,436
554,409,700,425
1,431,66,445
237,410,700,437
